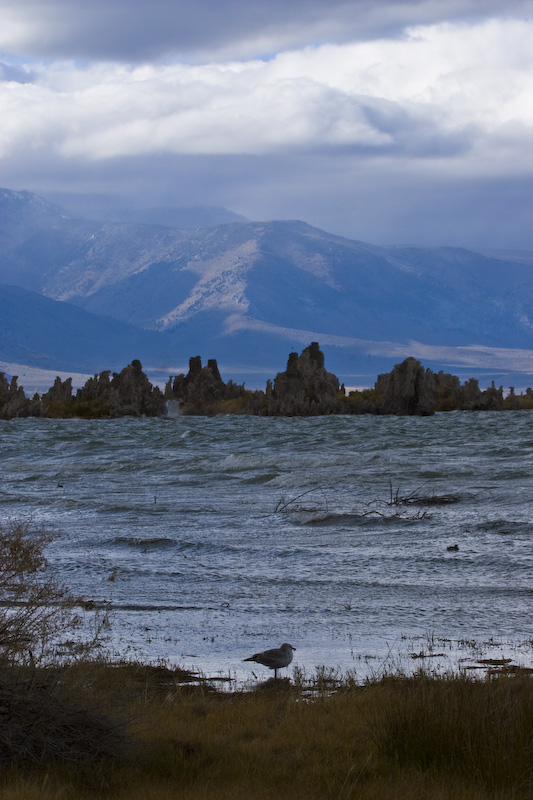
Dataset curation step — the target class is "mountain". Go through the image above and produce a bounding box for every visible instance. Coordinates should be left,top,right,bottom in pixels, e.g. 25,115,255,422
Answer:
0,189,97,290
0,284,173,373
1,188,533,389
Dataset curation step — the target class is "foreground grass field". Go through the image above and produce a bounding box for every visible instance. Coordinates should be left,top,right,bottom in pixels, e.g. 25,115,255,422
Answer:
0,662,532,800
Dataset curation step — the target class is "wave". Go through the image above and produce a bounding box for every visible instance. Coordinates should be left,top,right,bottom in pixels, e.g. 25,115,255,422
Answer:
475,519,531,533
5,412,533,675
106,602,204,611
110,537,266,558
243,473,280,485
217,453,279,471
280,509,429,527
113,536,176,548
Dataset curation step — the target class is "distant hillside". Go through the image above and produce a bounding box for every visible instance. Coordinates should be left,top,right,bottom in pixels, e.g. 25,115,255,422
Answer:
0,284,172,373
1,187,532,388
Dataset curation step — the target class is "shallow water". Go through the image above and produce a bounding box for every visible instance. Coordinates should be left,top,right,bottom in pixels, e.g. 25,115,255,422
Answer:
1,412,532,683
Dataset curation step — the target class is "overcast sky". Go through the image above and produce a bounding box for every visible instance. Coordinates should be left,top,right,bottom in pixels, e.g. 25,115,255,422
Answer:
1,0,532,248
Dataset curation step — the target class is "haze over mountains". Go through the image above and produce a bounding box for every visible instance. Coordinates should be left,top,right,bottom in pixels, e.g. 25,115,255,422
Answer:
1,187,532,390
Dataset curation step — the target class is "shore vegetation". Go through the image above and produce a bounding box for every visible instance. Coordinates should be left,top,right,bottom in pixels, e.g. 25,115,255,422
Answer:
1,661,532,799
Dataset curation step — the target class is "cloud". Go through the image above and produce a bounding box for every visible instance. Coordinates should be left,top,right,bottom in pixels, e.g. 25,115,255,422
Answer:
1,20,531,164
0,7,531,250
0,0,531,62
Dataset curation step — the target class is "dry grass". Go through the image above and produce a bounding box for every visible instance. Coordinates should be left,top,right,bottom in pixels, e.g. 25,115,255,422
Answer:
1,663,531,800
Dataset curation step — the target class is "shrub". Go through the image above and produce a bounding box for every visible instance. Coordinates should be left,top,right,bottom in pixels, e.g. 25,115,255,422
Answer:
0,521,70,665
0,521,130,778
0,665,131,774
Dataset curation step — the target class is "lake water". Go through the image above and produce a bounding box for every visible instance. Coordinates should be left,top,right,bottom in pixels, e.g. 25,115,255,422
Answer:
1,411,532,684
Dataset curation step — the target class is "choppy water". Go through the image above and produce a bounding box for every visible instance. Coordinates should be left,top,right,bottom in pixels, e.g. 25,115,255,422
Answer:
1,412,532,683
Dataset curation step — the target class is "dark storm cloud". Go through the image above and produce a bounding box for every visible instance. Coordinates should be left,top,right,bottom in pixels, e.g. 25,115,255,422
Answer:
9,147,532,251
0,2,531,251
1,0,531,61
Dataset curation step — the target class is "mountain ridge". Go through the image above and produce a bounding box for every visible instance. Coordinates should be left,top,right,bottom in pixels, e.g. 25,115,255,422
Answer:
1,187,532,388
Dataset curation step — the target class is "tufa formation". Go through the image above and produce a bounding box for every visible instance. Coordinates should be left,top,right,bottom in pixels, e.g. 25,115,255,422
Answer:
2,345,533,419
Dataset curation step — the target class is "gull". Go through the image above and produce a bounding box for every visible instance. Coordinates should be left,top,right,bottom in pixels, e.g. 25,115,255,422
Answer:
243,642,296,679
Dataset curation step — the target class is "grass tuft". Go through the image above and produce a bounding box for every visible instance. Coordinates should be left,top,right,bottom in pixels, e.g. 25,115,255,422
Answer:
369,671,533,793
